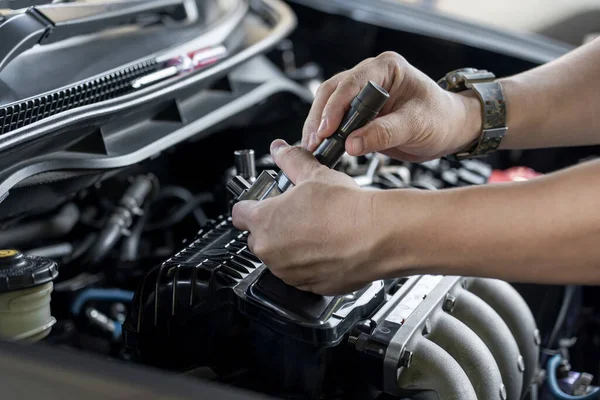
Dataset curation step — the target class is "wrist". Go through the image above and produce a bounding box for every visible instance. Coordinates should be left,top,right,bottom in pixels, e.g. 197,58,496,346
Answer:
450,89,483,154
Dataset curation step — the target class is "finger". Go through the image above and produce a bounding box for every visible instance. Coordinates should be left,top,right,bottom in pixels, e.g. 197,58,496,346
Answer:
246,233,256,253
231,200,258,232
270,139,323,184
315,76,363,142
345,111,413,156
380,148,429,163
301,77,341,148
316,55,399,143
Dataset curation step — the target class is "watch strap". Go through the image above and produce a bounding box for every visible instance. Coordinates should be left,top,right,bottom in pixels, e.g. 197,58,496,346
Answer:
438,69,507,160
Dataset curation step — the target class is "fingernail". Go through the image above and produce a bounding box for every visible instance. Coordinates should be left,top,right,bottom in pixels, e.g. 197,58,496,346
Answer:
351,136,365,154
270,139,288,154
317,117,328,134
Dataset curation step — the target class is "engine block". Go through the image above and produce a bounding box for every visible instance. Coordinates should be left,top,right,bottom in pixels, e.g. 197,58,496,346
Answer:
123,155,540,400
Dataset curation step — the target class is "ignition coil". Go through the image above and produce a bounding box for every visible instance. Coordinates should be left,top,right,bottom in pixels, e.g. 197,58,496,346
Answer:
227,81,390,201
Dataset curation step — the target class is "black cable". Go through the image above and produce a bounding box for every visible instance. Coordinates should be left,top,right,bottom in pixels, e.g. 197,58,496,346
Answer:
155,185,195,203
66,233,98,264
153,185,206,225
144,193,213,232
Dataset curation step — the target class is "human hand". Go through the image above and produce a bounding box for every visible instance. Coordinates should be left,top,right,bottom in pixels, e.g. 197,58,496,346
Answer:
231,139,385,295
301,52,482,162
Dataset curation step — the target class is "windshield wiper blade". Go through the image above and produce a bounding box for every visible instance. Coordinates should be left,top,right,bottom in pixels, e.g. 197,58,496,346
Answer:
0,0,194,74
0,0,51,10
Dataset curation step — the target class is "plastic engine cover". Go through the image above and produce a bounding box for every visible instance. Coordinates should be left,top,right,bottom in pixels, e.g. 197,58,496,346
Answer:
123,216,384,368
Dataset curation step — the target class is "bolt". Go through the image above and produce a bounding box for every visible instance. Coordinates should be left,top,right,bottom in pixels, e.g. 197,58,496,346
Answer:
499,384,507,400
443,294,456,312
517,355,525,372
357,320,376,334
399,350,413,368
534,329,541,346
422,319,432,336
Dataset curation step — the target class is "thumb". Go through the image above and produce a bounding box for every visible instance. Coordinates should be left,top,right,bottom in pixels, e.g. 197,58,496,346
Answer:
345,112,412,156
270,139,324,184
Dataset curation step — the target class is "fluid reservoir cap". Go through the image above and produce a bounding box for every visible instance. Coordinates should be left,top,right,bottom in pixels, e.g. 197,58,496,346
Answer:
0,250,58,292
356,81,390,114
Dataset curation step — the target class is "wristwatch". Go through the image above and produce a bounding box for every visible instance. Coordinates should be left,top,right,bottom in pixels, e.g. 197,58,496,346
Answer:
437,68,507,160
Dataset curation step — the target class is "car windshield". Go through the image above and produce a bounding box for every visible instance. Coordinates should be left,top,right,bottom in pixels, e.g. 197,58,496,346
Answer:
387,0,600,46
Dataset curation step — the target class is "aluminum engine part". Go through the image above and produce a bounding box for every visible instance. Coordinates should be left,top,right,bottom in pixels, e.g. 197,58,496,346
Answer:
352,275,539,400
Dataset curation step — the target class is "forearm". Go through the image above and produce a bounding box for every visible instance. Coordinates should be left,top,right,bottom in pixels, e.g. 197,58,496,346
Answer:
496,38,600,149
377,160,600,284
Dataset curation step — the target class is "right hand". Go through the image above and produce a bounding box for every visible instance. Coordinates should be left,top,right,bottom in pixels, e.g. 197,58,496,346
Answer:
302,52,482,162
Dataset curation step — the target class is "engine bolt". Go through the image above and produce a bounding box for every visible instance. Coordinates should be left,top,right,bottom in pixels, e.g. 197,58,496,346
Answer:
443,294,456,312
499,384,507,400
534,329,542,346
422,319,432,336
399,350,413,368
517,355,526,372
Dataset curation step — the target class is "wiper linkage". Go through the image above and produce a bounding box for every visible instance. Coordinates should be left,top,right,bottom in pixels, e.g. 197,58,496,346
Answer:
0,0,195,74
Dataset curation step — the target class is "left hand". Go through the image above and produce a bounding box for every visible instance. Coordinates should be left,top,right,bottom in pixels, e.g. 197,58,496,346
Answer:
231,139,382,295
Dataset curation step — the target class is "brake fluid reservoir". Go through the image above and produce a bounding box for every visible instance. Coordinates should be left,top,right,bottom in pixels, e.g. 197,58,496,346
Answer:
0,249,58,342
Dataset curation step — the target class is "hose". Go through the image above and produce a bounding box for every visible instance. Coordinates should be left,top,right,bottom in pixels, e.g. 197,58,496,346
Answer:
72,289,135,341
26,243,73,259
121,204,150,262
71,288,135,315
85,175,157,266
547,285,577,350
144,193,213,231
0,203,80,247
547,355,600,400
152,185,207,226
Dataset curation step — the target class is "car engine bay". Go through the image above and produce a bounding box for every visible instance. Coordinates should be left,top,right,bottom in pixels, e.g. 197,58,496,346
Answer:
0,0,599,399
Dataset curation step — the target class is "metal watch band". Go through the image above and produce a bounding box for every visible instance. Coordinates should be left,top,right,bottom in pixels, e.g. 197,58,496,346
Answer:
437,68,507,160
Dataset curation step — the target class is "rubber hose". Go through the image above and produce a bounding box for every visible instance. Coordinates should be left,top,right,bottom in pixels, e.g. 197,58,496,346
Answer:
0,203,79,247
546,355,600,400
71,288,134,315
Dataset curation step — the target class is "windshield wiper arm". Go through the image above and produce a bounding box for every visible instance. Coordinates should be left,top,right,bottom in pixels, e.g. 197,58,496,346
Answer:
0,0,194,74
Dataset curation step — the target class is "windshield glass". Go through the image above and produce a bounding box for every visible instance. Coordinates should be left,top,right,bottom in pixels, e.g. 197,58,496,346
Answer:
387,0,600,46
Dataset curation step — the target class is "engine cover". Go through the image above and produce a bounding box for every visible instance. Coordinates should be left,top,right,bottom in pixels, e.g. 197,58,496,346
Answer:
124,216,387,396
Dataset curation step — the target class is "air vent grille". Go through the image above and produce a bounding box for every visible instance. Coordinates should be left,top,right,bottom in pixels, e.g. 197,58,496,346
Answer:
0,59,159,135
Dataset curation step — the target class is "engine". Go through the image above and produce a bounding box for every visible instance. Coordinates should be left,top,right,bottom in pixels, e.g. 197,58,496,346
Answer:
120,151,540,400
1,0,599,397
